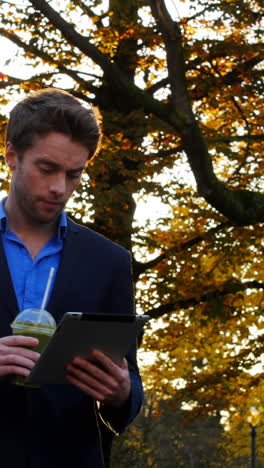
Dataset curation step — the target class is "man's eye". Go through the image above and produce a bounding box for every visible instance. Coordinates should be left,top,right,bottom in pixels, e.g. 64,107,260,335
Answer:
39,167,54,174
68,172,82,180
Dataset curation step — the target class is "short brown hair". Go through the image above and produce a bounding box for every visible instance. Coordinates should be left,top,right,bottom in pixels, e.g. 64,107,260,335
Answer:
6,88,101,159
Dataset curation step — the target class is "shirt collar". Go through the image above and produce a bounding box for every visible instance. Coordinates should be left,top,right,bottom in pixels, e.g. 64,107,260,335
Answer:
58,210,67,240
0,199,7,232
0,197,67,240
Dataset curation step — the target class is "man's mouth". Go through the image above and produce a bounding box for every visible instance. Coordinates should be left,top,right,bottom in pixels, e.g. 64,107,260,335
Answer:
39,200,64,209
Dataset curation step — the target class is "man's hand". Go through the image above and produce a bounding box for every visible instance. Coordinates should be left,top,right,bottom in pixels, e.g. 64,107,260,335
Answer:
0,335,40,378
66,349,131,408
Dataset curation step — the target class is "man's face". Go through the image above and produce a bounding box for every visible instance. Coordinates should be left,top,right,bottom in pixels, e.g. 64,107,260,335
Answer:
6,131,89,225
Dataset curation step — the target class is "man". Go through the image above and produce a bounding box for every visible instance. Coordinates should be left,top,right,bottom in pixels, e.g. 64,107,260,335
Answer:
0,88,144,467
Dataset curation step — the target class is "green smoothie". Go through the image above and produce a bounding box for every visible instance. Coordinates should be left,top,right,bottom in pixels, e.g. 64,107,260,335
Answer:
13,322,54,352
11,308,56,387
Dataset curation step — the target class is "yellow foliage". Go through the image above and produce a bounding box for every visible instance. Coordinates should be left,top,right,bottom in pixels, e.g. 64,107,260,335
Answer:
200,254,219,273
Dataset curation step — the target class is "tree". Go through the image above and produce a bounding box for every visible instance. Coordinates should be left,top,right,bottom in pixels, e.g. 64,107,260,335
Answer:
111,394,228,467
0,0,263,464
0,0,263,230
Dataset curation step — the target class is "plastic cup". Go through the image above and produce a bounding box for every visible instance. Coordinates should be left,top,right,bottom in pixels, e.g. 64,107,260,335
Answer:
11,308,56,387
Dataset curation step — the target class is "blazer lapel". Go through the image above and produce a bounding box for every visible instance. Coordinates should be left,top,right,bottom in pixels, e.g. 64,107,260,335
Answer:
0,234,19,320
47,218,81,321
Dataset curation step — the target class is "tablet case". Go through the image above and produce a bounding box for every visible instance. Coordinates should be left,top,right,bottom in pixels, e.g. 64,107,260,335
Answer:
27,312,150,384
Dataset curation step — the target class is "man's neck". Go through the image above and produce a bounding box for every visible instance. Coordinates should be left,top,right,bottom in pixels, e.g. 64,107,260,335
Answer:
4,196,58,259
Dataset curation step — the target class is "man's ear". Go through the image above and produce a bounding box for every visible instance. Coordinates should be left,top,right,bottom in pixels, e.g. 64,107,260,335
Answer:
5,142,17,171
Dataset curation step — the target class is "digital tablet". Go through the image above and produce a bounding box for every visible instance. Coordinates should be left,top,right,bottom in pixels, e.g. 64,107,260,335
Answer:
26,312,150,385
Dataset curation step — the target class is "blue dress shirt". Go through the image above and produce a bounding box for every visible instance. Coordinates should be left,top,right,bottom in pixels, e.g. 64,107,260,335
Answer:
0,199,67,313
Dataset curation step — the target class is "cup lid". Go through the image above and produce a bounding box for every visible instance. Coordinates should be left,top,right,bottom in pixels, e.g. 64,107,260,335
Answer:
11,308,56,330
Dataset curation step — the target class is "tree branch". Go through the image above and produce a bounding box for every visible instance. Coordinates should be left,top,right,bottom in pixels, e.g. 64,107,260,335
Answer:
146,52,263,101
150,0,193,121
208,134,264,144
150,0,264,225
73,1,105,28
134,222,231,280
146,280,264,319
181,122,264,224
170,332,264,408
0,27,91,90
28,0,186,129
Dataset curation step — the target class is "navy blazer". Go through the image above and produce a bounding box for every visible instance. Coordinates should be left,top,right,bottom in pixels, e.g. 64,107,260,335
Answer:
0,217,144,468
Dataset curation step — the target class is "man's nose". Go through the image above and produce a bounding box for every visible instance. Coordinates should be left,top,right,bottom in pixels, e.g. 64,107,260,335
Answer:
49,174,66,196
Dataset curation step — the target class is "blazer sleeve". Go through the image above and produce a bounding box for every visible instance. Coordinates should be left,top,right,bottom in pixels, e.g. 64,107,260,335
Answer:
98,249,144,434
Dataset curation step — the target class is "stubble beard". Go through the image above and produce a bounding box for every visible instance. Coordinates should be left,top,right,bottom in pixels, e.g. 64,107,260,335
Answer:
14,182,62,227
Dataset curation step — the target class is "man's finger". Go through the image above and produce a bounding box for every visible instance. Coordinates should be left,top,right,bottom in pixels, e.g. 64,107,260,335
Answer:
68,359,117,390
0,354,38,369
118,358,128,370
66,373,107,402
0,364,31,377
0,345,40,361
88,349,119,374
0,335,39,347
